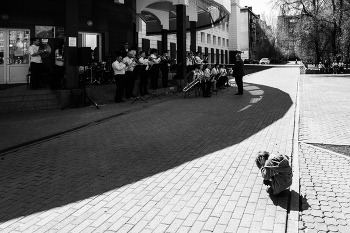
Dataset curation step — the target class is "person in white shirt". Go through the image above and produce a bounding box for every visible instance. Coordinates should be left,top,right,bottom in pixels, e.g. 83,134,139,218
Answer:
332,60,339,74
123,51,137,99
210,64,220,91
186,51,195,75
112,52,127,103
218,64,228,89
200,64,212,97
194,52,203,65
318,62,324,73
138,51,150,96
28,38,45,89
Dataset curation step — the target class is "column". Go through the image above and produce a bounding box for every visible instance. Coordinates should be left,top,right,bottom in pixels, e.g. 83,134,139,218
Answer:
176,4,186,79
161,29,168,53
65,0,79,88
190,21,196,53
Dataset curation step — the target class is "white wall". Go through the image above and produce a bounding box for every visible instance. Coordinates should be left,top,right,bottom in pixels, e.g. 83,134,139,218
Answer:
228,0,241,51
240,10,249,59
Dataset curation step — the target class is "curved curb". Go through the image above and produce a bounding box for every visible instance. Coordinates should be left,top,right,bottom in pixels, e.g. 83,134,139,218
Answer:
286,69,301,233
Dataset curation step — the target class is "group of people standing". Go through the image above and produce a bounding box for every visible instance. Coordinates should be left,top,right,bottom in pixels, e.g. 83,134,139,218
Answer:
28,38,65,90
184,52,245,97
318,59,345,74
112,43,245,102
112,42,172,103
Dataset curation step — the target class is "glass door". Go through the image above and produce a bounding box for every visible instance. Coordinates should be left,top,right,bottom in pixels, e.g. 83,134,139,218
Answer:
0,30,5,84
0,29,30,84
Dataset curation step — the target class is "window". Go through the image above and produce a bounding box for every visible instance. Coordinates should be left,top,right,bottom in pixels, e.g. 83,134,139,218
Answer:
213,36,216,45
207,34,211,44
223,38,225,47
227,39,229,47
218,37,221,46
201,32,205,43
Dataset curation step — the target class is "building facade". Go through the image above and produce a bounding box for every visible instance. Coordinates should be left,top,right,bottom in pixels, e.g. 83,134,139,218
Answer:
0,0,137,87
239,6,258,61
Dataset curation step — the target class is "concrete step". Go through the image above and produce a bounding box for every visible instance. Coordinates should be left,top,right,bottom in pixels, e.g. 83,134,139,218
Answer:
0,86,59,113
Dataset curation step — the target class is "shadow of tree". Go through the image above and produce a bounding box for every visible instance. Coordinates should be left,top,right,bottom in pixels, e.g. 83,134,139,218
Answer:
0,81,294,223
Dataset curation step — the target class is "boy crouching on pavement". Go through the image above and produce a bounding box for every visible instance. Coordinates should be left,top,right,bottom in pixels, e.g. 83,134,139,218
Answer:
255,151,293,195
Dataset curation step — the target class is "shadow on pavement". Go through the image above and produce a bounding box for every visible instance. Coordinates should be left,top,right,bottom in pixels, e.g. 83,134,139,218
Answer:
270,190,309,212
0,81,294,223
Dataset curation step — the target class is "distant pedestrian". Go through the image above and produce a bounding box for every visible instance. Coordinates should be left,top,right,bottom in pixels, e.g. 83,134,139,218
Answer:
255,151,293,195
324,60,330,73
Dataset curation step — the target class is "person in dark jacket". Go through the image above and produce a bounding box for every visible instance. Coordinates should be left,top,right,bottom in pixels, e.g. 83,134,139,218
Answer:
232,53,245,95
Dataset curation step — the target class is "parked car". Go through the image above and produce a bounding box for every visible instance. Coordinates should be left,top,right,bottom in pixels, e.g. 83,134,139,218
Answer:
244,59,259,64
259,58,270,65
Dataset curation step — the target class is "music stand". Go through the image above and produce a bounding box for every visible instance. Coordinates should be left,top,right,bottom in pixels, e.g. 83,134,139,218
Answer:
173,62,184,94
146,64,161,100
166,63,180,96
131,65,148,104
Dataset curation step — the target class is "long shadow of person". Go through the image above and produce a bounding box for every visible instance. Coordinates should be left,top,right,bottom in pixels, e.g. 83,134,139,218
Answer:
270,189,310,212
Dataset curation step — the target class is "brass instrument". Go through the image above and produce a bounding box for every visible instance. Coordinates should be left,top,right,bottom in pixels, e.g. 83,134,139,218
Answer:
183,72,202,92
183,78,199,92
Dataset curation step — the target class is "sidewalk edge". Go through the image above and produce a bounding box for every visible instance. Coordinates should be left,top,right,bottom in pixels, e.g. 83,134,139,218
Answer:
286,70,301,233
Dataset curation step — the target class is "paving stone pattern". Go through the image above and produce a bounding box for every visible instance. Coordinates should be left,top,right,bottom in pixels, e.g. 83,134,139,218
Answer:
0,67,299,232
299,144,350,233
298,74,350,233
299,75,350,145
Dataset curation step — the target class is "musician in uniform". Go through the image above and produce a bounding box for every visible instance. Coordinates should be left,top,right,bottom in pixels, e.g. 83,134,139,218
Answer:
112,52,127,103
123,51,138,99
28,38,45,89
186,51,195,76
160,51,172,88
148,48,161,89
194,52,203,65
218,64,228,89
138,51,150,96
201,64,213,97
185,64,200,84
210,63,220,92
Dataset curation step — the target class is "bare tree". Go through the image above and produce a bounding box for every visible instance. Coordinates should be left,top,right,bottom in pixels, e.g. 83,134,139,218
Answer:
270,0,350,62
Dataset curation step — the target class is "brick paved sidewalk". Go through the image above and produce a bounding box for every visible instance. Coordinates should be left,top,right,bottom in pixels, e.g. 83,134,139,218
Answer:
299,75,350,145
0,67,300,233
297,74,350,233
298,143,350,233
0,93,174,152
